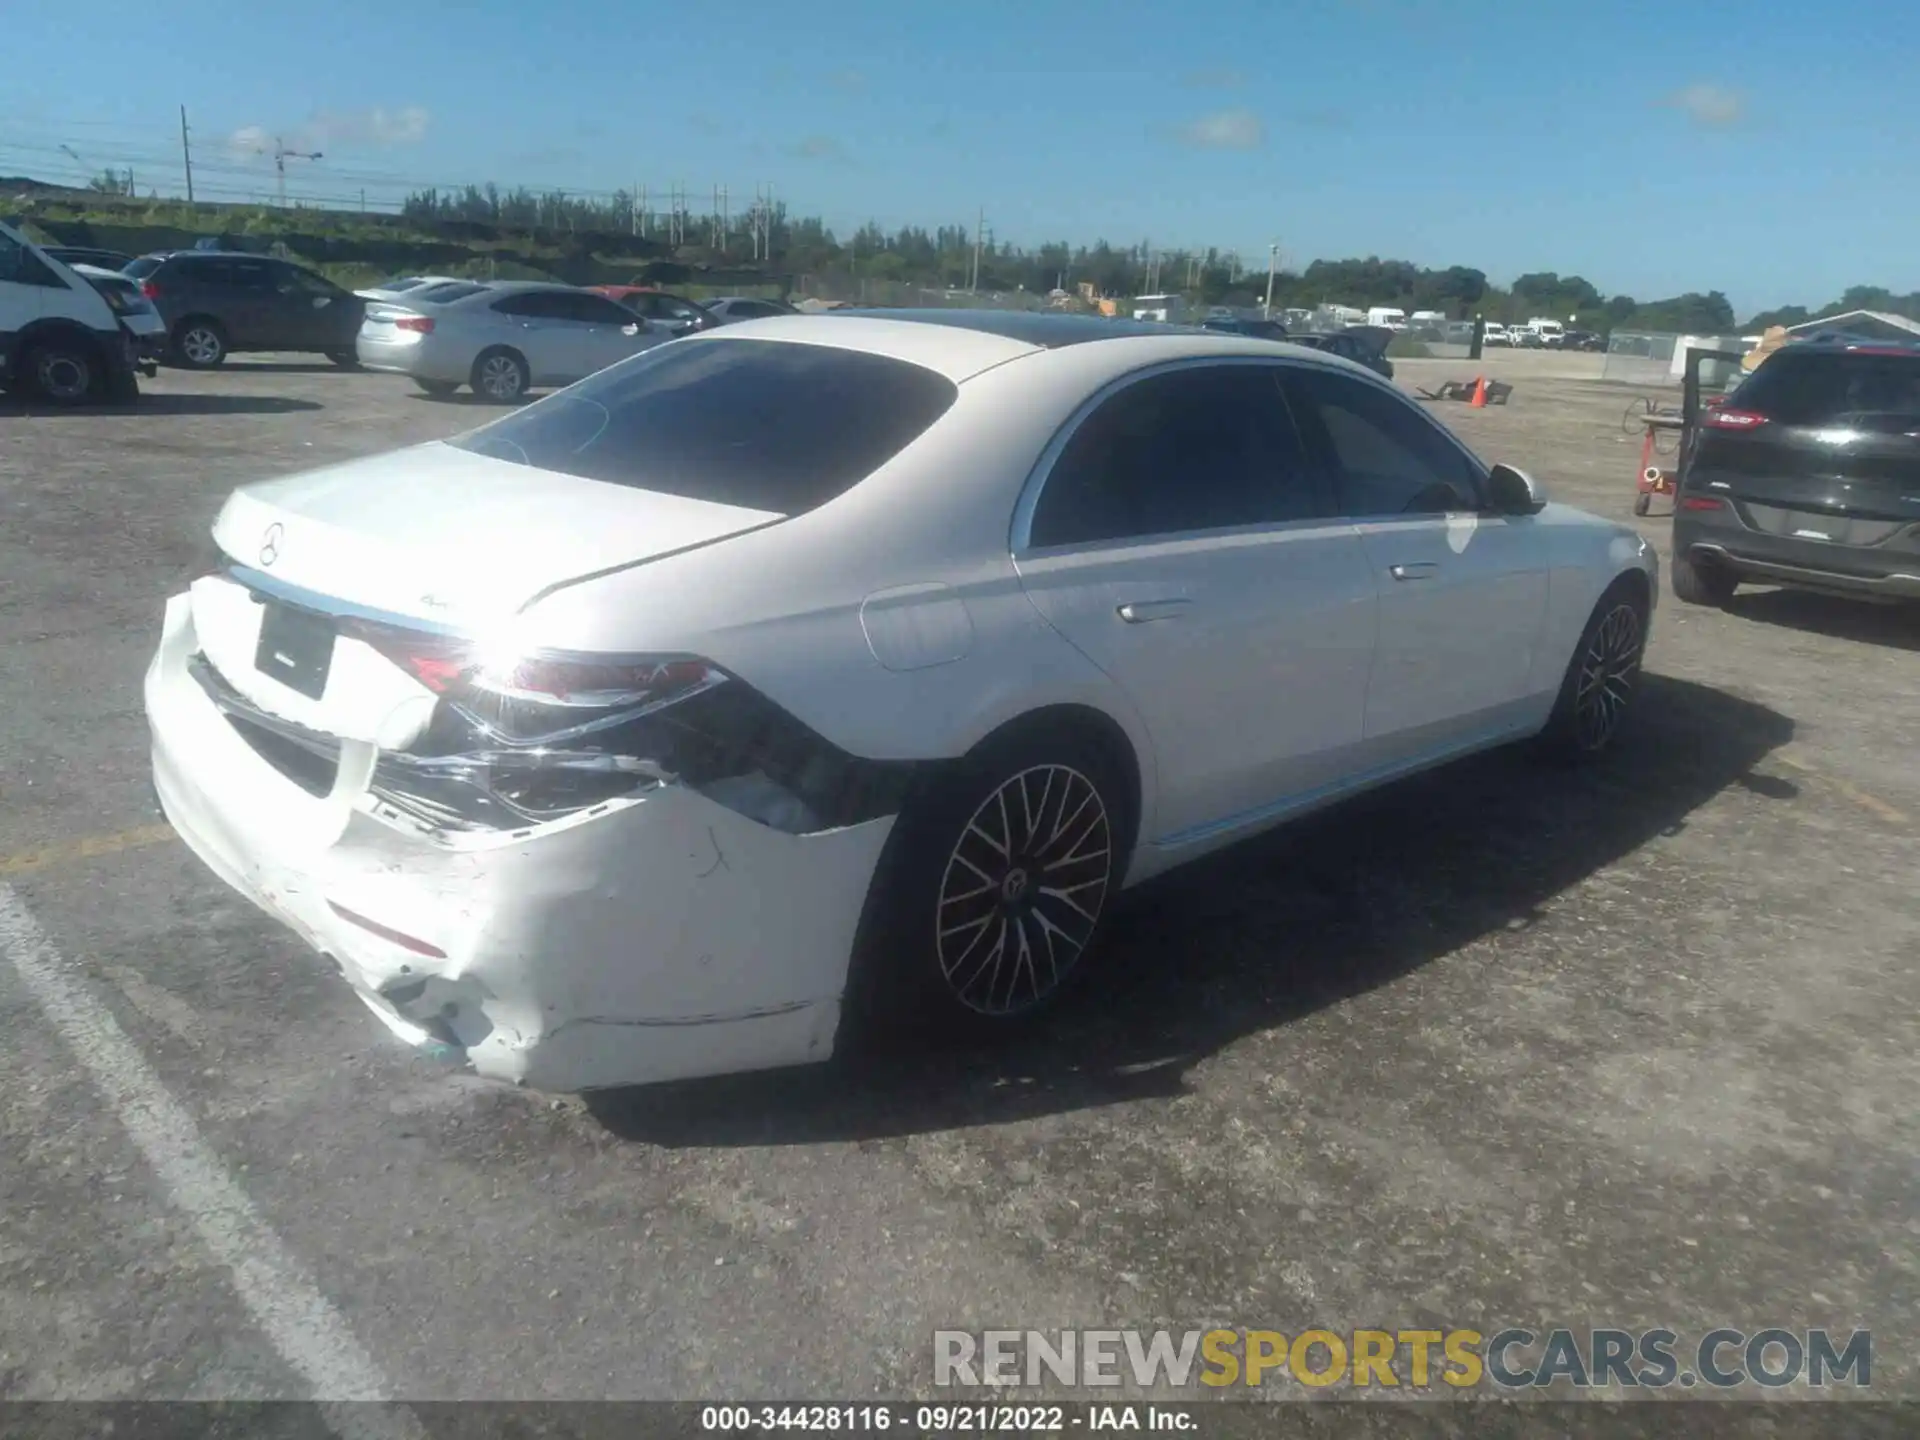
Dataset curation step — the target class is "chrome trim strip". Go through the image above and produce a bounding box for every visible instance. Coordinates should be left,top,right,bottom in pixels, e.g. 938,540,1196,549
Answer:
222,563,472,639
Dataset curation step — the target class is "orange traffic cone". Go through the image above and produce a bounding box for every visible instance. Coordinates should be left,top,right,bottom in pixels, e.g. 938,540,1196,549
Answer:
1469,375,1488,408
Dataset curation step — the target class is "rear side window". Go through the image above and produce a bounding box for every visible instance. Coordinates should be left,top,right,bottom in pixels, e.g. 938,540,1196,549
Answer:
123,256,162,280
413,282,485,303
449,338,959,515
1732,353,1920,428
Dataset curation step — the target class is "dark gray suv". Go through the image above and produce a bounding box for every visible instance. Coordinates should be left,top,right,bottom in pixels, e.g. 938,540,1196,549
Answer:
123,251,368,369
1671,340,1920,607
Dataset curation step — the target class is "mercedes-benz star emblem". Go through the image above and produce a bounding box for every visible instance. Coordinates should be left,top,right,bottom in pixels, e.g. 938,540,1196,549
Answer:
258,523,284,568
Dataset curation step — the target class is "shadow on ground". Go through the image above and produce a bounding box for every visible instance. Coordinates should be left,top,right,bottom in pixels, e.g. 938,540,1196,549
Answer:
0,393,322,417
587,673,1796,1147
1726,587,1919,652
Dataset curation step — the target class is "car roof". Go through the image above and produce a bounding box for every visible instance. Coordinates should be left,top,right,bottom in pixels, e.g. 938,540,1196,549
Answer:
687,310,1380,385
482,280,587,295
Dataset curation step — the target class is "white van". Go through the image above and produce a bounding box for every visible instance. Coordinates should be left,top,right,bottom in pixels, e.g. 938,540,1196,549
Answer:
1366,306,1408,330
1527,318,1566,347
0,217,142,404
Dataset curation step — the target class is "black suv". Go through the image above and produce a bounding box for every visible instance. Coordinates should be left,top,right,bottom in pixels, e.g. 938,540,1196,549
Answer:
1671,340,1920,606
123,251,367,368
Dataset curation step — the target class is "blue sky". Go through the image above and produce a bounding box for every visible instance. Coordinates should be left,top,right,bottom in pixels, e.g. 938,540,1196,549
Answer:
3,0,1914,315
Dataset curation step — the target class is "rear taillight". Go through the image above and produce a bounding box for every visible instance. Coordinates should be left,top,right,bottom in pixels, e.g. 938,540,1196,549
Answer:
1680,496,1726,511
336,620,470,694
140,280,160,300
1702,408,1767,430
395,315,434,333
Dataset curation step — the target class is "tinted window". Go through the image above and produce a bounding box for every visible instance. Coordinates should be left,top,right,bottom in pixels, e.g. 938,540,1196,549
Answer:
1731,352,1920,428
546,292,637,325
1286,369,1481,516
413,282,486,304
274,266,336,295
0,231,64,288
1029,365,1321,548
448,338,958,515
491,291,568,318
723,300,783,319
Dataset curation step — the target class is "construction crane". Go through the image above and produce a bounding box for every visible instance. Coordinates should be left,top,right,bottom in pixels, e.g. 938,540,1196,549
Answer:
259,138,323,206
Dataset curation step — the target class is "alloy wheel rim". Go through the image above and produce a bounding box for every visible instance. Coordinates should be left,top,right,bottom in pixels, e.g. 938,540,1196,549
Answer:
481,357,522,398
37,353,89,400
183,329,220,363
935,764,1112,1016
1574,603,1642,751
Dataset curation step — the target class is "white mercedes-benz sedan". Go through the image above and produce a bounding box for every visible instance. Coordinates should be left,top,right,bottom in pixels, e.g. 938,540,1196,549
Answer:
145,311,1658,1092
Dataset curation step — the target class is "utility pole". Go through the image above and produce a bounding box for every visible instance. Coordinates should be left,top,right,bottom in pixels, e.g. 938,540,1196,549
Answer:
179,106,195,202
1263,242,1279,317
970,206,985,293
720,184,729,253
639,186,648,237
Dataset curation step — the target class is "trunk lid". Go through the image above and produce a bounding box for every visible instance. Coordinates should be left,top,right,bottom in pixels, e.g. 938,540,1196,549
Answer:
211,440,783,627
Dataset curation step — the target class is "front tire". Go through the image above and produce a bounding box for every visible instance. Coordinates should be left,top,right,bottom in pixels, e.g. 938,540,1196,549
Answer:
847,723,1131,1043
23,337,102,405
1537,580,1650,762
1670,548,1737,607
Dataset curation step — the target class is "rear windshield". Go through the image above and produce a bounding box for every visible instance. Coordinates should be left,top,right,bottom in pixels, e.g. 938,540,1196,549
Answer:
123,256,162,279
413,281,485,303
1732,351,1920,428
448,337,959,515
377,276,427,291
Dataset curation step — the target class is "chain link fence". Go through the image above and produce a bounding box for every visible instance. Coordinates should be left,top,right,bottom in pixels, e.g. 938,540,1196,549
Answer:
794,274,1053,311
1602,331,1749,389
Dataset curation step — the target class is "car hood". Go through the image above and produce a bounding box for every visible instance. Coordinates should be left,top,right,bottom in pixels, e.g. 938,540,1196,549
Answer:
212,441,784,628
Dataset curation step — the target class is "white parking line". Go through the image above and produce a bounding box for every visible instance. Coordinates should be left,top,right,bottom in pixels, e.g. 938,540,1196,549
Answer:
0,882,427,1440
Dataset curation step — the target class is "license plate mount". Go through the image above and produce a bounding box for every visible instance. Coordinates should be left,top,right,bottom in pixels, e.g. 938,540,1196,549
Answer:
254,602,336,700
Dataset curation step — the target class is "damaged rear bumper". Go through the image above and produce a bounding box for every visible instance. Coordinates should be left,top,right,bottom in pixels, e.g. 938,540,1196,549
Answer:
145,590,898,1091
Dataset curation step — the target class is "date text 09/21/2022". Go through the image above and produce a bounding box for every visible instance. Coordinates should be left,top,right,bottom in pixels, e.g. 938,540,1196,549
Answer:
700,1404,1193,1432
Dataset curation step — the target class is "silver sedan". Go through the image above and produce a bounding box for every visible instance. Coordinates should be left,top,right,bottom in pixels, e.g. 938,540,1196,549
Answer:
356,281,670,401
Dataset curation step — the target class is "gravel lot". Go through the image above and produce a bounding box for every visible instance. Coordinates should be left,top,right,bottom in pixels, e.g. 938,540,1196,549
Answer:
1,347,1915,1414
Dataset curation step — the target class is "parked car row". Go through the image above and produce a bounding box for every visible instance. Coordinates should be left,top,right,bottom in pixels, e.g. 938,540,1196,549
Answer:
1,217,801,406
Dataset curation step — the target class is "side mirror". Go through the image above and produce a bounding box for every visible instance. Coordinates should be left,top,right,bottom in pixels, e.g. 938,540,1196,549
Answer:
1487,463,1547,515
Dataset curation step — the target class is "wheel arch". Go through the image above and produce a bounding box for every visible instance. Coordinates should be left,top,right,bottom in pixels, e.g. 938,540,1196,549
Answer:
955,701,1145,863
14,316,112,361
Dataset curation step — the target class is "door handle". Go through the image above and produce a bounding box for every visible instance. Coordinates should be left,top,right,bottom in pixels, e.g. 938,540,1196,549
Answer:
1116,599,1191,623
1389,562,1439,581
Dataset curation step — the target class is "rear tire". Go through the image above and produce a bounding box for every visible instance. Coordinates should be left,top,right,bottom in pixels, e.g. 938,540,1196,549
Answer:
1670,548,1737,607
326,349,360,368
846,722,1132,1045
414,378,459,397
1536,579,1650,763
470,347,529,403
22,335,103,406
171,318,227,369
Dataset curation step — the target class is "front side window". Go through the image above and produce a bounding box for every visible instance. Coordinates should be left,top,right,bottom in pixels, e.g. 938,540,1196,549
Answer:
0,232,66,289
448,337,958,515
1285,369,1483,517
1028,364,1322,548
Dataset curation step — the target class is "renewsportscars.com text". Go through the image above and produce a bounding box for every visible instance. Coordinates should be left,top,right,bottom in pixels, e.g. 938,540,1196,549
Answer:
934,1327,1872,1390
